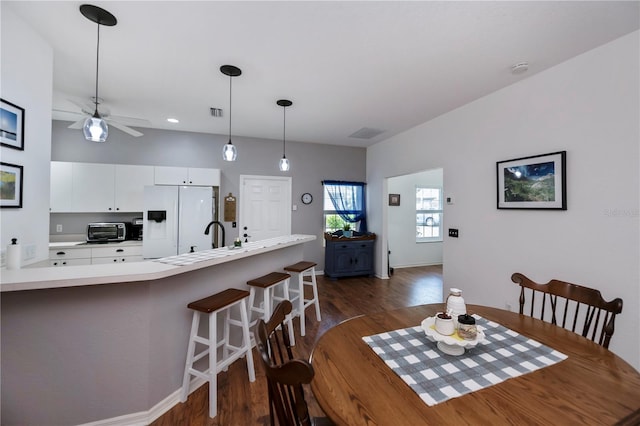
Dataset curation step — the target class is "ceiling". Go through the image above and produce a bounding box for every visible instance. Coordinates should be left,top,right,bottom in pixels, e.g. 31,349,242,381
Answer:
5,1,639,147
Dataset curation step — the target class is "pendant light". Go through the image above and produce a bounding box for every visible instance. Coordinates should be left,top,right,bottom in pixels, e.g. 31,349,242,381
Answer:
220,65,242,161
277,99,292,171
80,4,117,143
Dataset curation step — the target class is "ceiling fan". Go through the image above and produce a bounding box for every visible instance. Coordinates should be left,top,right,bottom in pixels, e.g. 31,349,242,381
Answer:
55,98,150,138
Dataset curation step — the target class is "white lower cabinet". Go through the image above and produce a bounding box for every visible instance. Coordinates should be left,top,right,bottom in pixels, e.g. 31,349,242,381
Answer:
91,256,143,264
49,247,92,267
90,245,143,264
50,258,92,267
49,244,143,266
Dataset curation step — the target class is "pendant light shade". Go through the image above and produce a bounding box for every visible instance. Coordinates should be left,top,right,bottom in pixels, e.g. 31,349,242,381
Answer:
277,99,292,172
220,65,242,161
223,142,237,162
279,157,290,172
80,4,117,143
83,113,109,142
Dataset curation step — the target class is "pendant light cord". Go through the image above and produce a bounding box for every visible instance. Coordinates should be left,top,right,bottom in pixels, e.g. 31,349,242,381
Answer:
282,106,287,156
228,75,232,143
94,22,101,114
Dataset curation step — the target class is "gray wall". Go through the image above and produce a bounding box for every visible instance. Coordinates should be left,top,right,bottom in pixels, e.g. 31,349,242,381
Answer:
51,121,367,271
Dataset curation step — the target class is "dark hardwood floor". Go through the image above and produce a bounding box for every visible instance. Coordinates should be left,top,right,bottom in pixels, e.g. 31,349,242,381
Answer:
151,265,443,426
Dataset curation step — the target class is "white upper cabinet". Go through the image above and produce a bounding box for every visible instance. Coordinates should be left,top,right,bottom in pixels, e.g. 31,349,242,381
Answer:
114,165,155,211
72,163,115,212
50,161,73,212
50,162,156,213
154,166,220,186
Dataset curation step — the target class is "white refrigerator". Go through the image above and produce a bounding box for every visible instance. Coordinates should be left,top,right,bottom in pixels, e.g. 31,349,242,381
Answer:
143,185,214,259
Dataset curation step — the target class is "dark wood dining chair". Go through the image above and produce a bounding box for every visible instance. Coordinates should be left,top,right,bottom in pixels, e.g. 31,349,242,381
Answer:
511,272,623,348
255,300,333,426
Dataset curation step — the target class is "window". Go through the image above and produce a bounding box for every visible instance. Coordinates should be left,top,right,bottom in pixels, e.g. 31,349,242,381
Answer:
416,187,442,242
322,181,367,233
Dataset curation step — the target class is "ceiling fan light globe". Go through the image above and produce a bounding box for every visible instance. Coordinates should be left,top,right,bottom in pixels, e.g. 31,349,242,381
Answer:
83,116,108,142
223,142,237,161
279,157,290,172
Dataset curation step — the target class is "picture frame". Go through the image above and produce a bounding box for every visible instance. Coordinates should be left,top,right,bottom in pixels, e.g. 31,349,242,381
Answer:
0,99,25,151
1,162,23,208
389,193,401,206
497,151,566,210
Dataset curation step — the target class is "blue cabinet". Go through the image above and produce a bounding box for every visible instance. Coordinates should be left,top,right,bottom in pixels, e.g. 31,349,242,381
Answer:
324,234,376,279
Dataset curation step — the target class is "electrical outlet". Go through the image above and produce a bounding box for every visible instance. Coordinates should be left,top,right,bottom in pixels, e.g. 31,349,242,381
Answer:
448,228,459,238
24,244,36,260
56,224,63,233
505,303,512,312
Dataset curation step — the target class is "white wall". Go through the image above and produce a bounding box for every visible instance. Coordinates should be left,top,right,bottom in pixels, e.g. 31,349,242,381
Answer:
388,169,443,268
367,32,640,369
0,8,53,267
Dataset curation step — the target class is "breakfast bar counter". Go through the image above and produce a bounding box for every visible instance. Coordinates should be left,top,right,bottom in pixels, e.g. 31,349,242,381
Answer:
1,234,315,425
1,234,315,292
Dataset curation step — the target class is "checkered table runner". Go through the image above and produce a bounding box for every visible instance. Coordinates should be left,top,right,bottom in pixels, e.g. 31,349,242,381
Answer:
362,315,567,406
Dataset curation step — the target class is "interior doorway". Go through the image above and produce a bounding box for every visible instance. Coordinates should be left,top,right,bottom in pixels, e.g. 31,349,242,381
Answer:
387,168,444,274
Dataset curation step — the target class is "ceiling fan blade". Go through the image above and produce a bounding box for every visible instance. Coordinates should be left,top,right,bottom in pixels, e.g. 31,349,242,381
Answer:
68,118,86,129
108,115,152,127
108,120,144,137
67,98,94,115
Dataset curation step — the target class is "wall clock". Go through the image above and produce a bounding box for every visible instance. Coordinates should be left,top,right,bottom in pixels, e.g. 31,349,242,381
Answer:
301,193,313,205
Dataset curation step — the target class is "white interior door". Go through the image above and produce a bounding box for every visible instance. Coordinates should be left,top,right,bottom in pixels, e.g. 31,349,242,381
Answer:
239,175,292,242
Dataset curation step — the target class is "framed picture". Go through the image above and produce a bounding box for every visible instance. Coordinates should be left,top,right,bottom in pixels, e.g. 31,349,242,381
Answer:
1,162,23,208
389,193,400,206
497,151,566,210
0,99,25,151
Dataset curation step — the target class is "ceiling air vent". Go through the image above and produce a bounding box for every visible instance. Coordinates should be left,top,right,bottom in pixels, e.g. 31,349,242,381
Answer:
349,127,385,139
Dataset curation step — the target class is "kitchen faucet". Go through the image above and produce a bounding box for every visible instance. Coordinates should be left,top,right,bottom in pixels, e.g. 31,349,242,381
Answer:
204,221,225,248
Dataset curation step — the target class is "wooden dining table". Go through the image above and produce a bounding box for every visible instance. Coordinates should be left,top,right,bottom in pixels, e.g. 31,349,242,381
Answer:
309,303,640,425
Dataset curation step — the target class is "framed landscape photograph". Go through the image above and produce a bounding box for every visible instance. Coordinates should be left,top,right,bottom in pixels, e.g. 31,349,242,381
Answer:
497,151,566,210
1,162,23,208
0,99,25,151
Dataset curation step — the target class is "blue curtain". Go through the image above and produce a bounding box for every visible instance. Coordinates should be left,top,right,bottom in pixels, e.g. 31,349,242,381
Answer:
322,180,367,232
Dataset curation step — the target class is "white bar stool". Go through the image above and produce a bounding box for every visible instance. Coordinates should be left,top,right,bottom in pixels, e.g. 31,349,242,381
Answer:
180,288,256,418
247,272,296,346
284,261,322,336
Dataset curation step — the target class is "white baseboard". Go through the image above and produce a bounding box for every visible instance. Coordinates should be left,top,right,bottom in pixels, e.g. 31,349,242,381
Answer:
391,262,443,269
77,378,207,426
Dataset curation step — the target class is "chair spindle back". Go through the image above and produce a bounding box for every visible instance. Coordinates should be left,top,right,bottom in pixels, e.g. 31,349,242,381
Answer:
511,272,623,348
256,300,314,426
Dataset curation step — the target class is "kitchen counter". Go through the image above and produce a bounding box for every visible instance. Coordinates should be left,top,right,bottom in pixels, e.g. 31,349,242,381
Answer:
1,234,316,425
48,240,143,248
2,234,315,292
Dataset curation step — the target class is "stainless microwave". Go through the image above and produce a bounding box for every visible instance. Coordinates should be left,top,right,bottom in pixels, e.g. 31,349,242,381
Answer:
87,222,127,242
